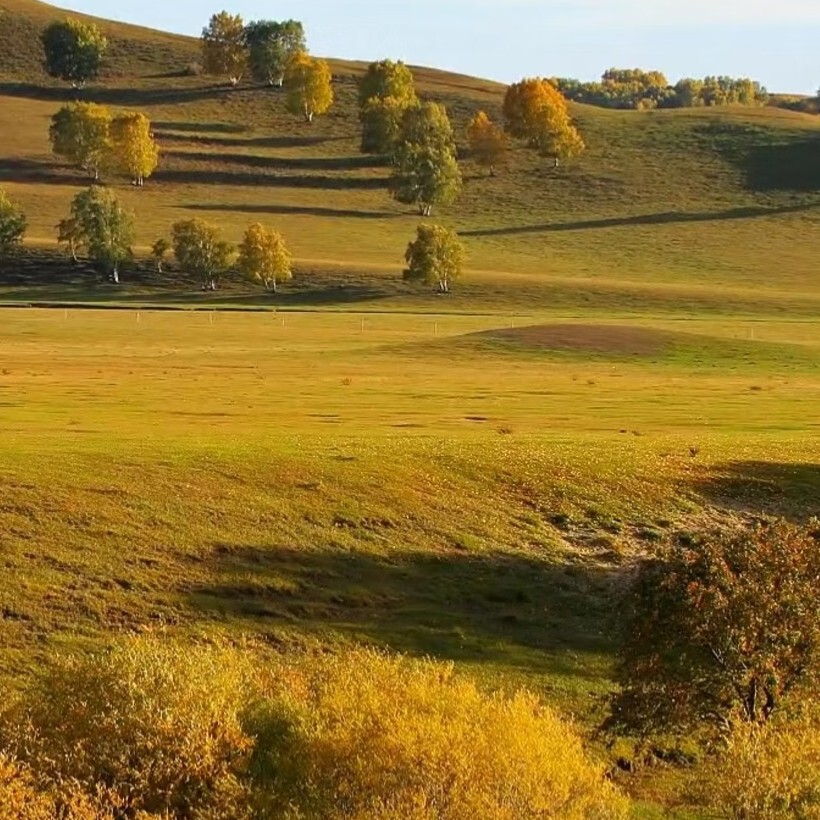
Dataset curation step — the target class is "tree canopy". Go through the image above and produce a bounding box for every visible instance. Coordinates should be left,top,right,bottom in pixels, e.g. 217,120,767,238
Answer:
68,187,135,283
466,111,508,176
608,521,820,738
404,224,465,293
390,102,462,216
202,11,247,85
0,189,27,261
503,78,585,162
49,102,112,181
245,19,306,87
41,18,107,88
358,60,418,154
109,112,159,186
172,219,234,291
284,53,333,123
503,78,584,161
237,223,292,292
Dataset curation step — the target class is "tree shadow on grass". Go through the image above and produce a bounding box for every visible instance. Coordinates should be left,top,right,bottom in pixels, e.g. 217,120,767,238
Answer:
460,201,820,238
0,159,78,184
0,82,232,107
692,460,820,521
185,203,401,220
154,129,348,150
187,543,617,676
165,149,386,172
154,168,387,190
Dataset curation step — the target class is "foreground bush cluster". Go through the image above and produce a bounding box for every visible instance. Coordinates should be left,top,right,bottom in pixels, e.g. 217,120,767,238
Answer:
0,638,627,819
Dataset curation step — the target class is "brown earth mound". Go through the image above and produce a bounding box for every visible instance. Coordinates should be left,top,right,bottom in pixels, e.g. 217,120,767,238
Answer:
483,324,675,356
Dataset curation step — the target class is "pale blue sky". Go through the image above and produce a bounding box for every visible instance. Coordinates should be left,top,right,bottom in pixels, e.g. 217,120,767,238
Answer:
61,0,818,94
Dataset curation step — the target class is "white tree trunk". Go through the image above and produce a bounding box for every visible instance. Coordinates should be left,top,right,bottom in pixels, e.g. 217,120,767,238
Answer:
111,264,120,284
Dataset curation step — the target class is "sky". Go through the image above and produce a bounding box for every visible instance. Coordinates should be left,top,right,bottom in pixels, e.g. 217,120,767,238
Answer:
60,0,819,95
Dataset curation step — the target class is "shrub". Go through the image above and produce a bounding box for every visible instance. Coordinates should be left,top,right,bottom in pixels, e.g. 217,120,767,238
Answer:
248,648,627,819
3,637,256,817
697,707,820,817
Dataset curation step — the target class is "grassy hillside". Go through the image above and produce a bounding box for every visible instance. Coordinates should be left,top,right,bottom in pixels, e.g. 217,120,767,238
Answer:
1,2,819,814
0,0,818,315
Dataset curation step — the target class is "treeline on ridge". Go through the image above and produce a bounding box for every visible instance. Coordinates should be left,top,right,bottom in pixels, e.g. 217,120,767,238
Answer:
552,68,769,110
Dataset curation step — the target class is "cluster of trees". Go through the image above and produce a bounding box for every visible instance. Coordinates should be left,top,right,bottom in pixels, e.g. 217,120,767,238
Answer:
49,102,159,184
3,185,469,295
552,68,769,110
357,62,584,216
201,12,333,122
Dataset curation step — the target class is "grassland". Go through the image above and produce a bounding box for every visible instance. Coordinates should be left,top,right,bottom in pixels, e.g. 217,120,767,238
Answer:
0,0,819,814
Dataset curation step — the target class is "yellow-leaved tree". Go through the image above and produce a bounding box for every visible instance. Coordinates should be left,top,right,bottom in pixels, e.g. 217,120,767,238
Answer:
284,52,333,123
503,78,584,165
109,112,159,186
466,111,508,176
49,102,112,180
201,11,247,86
237,223,292,292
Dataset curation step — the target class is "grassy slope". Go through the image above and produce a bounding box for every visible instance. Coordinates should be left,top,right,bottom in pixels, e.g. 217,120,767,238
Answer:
0,0,818,315
1,2,819,813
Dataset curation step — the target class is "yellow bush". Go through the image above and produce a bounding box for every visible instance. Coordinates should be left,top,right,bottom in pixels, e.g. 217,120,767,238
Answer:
699,709,820,818
4,637,256,818
0,755,55,820
249,648,628,819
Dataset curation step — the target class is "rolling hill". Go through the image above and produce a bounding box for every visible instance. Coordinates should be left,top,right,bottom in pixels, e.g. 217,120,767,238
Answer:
0,0,818,315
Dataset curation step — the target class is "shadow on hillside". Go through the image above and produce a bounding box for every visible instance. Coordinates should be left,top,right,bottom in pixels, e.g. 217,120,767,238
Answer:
693,460,820,520
154,168,388,190
0,158,77,184
153,120,248,134
461,201,820,238
0,82,233,107
155,130,349,149
697,122,820,193
185,203,401,220
188,543,616,671
165,150,385,172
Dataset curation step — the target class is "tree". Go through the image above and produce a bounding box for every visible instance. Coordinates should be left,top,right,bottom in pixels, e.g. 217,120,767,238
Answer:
201,11,246,86
0,189,26,263
41,18,107,88
56,217,82,263
466,111,508,176
49,102,112,181
171,219,234,291
69,187,135,284
608,521,820,738
503,78,585,163
245,20,305,87
390,103,462,216
109,112,159,186
404,224,465,293
284,53,333,123
237,223,292,292
151,238,170,273
358,60,418,153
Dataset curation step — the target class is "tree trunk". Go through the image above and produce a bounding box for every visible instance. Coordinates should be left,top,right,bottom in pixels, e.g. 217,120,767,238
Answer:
111,264,120,285
304,107,314,123
489,165,496,177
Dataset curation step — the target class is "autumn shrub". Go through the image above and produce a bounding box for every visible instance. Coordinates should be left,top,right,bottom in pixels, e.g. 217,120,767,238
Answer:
247,648,628,819
2,637,257,818
696,707,820,818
